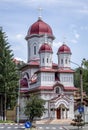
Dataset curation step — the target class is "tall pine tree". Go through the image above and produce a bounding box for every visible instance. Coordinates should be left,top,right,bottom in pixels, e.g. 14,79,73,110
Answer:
0,27,19,120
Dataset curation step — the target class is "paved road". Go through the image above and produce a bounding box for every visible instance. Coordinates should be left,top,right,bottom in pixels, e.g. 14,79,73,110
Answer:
37,124,88,130
37,124,67,130
62,124,88,130
0,123,67,130
0,123,24,130
0,123,88,130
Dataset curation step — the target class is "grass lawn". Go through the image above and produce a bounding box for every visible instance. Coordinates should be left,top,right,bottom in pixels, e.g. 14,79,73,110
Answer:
0,120,15,123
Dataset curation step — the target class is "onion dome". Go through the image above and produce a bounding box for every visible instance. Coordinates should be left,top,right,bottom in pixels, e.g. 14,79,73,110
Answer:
39,43,53,53
25,19,54,40
20,78,28,88
57,44,71,54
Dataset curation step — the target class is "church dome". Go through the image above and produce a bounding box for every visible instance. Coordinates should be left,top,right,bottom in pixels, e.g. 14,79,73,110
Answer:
39,43,53,53
25,18,54,40
57,44,71,54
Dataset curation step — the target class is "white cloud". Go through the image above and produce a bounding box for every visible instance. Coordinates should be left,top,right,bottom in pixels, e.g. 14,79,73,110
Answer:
70,24,77,30
53,41,62,48
75,33,80,39
72,30,80,39
70,39,78,44
1,0,87,9
7,33,25,43
79,6,88,14
80,26,88,30
16,34,24,39
15,57,25,62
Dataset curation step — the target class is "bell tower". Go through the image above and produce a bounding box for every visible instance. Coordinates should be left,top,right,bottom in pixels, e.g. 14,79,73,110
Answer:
57,44,72,68
25,17,55,63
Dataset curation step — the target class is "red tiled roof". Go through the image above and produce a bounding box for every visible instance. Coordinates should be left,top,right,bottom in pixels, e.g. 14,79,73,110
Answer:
57,44,71,54
39,43,53,53
52,63,58,67
58,68,75,73
35,68,56,73
29,86,53,92
64,87,78,91
28,61,39,66
20,85,78,93
25,19,54,40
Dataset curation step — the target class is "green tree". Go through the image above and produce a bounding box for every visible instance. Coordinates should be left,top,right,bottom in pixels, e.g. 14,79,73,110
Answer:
82,59,88,94
74,59,88,94
24,94,45,123
71,114,84,130
0,27,19,119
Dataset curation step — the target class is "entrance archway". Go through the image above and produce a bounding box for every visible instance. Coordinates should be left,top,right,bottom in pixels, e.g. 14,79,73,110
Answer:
56,104,67,119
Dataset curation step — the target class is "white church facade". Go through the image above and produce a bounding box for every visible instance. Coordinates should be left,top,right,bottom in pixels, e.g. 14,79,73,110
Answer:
19,16,77,121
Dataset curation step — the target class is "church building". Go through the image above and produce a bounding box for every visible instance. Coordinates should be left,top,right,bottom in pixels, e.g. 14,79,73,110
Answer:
19,15,77,121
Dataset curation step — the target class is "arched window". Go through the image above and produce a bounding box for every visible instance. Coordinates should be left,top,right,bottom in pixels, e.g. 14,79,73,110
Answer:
34,46,36,55
56,87,60,94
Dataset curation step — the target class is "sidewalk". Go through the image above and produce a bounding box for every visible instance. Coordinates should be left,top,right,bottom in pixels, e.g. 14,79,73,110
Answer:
36,119,72,125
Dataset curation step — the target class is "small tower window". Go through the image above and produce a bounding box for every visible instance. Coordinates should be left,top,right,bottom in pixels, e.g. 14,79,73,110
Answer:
61,59,63,64
42,58,44,63
47,58,48,63
34,46,36,55
65,59,67,64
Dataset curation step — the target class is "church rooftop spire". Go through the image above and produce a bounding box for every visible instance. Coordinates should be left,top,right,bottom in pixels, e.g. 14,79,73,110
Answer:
38,7,43,20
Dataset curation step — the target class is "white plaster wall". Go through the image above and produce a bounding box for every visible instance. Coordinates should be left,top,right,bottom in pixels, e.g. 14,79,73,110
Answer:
60,73,74,86
30,68,38,77
40,72,55,86
19,97,27,120
30,81,40,89
68,96,74,119
58,53,71,68
84,106,88,123
40,53,52,67
40,94,54,119
22,68,39,79
40,93,55,101
27,36,53,62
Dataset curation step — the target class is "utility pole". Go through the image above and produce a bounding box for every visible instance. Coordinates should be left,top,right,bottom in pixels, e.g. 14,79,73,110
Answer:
4,92,6,121
16,70,21,123
80,67,83,106
70,60,84,126
70,61,83,106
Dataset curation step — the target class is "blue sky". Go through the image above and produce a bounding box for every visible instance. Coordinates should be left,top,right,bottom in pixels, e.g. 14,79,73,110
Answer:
0,0,88,67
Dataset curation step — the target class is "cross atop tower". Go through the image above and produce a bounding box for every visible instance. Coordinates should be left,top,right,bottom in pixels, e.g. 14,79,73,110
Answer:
63,36,67,44
38,7,43,19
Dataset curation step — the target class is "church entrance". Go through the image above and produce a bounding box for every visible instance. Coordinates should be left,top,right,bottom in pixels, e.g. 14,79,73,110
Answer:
57,108,61,119
56,104,68,119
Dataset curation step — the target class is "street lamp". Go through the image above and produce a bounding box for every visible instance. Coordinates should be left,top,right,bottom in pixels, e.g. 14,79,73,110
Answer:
80,67,83,107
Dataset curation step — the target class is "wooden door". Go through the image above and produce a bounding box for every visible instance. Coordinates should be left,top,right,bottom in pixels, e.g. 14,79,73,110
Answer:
57,108,61,119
